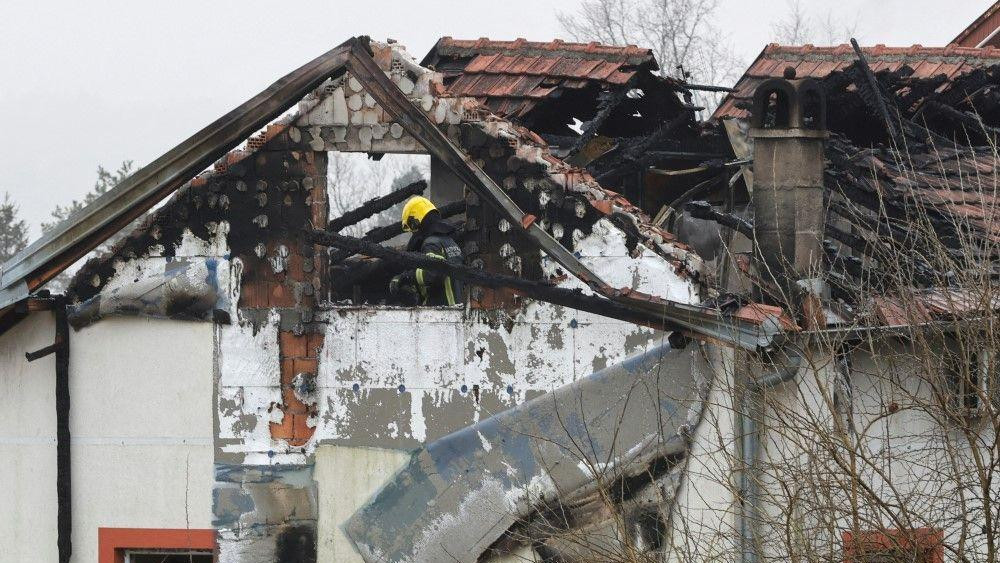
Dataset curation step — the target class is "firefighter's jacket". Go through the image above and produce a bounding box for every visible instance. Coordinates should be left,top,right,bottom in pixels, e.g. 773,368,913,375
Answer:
399,220,464,306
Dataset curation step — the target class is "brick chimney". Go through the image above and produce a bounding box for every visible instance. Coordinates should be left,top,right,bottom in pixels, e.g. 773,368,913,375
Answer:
749,68,828,303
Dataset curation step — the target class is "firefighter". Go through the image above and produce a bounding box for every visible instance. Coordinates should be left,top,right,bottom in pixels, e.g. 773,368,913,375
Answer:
389,196,464,306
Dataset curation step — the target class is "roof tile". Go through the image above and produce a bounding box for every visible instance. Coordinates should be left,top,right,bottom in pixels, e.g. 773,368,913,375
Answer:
715,43,1000,119
427,37,664,119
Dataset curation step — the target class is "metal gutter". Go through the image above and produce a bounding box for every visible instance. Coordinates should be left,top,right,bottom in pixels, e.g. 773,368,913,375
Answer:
0,38,360,310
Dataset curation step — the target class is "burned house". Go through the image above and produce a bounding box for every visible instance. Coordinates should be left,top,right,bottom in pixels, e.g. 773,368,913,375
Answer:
710,42,1000,320
4,6,1000,562
0,36,777,563
665,33,1000,563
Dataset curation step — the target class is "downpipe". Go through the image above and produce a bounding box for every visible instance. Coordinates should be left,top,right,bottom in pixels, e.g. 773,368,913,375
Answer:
25,295,72,563
739,346,803,563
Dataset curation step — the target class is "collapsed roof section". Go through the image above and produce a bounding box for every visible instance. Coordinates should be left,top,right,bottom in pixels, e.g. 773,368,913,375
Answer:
695,42,1000,329
424,37,733,219
715,44,1000,122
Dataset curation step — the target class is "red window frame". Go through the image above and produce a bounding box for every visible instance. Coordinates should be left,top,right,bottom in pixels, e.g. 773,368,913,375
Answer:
843,528,944,563
98,528,216,563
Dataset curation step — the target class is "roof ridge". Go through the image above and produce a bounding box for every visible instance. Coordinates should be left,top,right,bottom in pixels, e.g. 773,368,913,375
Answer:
761,42,1000,58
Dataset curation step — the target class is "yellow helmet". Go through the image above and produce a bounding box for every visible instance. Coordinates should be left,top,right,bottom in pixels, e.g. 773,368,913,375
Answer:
401,196,437,232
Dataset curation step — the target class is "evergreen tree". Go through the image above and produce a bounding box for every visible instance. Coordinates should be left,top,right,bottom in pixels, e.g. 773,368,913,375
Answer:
0,193,29,263
42,161,134,233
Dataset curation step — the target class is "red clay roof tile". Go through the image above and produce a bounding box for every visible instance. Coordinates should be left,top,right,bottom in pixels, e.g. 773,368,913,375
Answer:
424,36,664,119
714,43,1000,120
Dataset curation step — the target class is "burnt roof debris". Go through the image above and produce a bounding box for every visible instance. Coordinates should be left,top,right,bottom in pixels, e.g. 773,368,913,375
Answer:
40,36,790,350
683,41,1000,330
424,37,733,216
716,43,1000,122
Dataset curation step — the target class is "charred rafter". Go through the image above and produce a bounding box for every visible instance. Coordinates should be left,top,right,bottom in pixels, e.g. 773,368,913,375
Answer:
567,75,641,158
684,200,753,238
310,229,681,332
327,180,427,232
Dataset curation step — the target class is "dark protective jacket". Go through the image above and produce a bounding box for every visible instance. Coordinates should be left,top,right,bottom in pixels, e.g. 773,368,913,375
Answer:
399,217,464,306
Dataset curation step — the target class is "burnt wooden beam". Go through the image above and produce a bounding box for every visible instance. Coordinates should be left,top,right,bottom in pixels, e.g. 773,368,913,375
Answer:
684,200,753,238
824,221,873,255
663,172,730,211
923,100,1000,139
310,229,678,332
329,200,465,264
567,76,639,158
624,112,691,161
850,39,902,144
681,83,735,93
645,150,732,160
327,180,427,232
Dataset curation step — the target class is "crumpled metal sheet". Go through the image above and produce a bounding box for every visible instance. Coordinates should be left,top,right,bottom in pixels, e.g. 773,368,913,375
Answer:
344,341,705,563
68,257,230,328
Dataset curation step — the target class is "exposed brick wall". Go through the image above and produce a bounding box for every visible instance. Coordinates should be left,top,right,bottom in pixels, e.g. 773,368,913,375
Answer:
236,149,328,314
270,331,325,446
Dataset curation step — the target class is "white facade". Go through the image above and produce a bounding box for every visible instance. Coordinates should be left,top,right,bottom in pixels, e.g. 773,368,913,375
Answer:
0,314,215,562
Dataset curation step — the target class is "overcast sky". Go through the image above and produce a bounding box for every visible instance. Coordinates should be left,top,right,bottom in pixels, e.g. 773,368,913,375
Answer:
0,0,989,237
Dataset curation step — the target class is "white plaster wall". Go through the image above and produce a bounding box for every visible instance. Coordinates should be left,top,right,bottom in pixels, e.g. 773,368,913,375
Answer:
0,315,215,562
667,346,740,562
0,312,59,562
676,341,999,562
218,209,699,461
75,317,215,561
315,445,410,562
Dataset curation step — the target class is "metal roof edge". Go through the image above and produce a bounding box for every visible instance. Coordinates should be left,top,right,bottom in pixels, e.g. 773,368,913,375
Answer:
0,36,365,310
